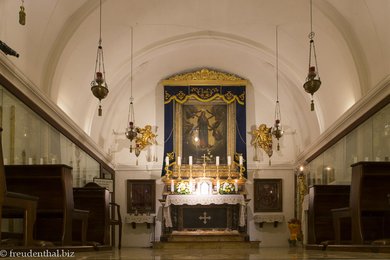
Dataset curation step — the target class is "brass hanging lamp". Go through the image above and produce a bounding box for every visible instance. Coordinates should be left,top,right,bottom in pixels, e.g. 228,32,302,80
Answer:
90,0,109,116
19,0,26,25
303,0,321,111
272,27,284,150
125,27,139,153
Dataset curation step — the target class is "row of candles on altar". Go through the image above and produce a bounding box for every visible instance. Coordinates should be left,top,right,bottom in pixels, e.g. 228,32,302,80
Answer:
170,178,239,194
165,155,243,166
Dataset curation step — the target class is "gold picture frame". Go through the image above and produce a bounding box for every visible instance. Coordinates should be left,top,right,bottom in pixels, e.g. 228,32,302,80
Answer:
174,98,236,165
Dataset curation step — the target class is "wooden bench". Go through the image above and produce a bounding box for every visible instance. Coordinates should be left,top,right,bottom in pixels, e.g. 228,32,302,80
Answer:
307,185,350,244
4,164,89,246
332,161,390,244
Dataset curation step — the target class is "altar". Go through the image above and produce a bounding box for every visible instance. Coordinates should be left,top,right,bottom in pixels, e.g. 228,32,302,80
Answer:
163,194,246,229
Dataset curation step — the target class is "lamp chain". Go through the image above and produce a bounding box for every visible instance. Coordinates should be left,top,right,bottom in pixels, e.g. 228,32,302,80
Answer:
130,26,133,100
99,0,102,45
276,26,279,103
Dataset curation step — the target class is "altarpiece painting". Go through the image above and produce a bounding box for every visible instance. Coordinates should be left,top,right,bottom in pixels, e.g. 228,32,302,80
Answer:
162,68,247,177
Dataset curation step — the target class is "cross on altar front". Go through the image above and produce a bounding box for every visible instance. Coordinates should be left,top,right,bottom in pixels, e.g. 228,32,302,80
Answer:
199,211,211,224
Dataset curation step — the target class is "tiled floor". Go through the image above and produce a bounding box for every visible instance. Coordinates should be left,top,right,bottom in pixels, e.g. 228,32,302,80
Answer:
66,247,390,260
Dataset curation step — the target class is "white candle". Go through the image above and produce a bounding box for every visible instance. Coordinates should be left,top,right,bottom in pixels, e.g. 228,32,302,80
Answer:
227,156,231,166
234,179,238,192
177,156,181,166
171,180,174,192
216,156,219,166
51,158,56,164
28,157,33,165
189,156,193,165
239,156,243,166
217,179,220,191
165,156,169,166
39,158,44,164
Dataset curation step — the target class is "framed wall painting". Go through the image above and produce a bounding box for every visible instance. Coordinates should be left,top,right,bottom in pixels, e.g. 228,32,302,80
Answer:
254,178,283,212
127,179,156,214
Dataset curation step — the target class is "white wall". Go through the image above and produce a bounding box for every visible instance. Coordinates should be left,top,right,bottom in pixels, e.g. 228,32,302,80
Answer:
247,166,295,247
114,165,163,248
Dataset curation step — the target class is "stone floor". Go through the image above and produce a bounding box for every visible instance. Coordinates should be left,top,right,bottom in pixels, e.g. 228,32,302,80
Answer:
3,246,387,260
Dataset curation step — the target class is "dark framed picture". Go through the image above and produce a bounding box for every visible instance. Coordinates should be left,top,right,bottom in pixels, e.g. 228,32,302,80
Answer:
254,178,283,212
127,179,156,214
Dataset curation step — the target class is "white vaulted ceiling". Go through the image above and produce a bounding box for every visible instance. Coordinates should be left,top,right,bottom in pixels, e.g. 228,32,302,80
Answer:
0,0,389,166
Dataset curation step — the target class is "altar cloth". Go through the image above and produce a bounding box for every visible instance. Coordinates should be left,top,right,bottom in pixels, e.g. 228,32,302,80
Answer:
163,194,246,227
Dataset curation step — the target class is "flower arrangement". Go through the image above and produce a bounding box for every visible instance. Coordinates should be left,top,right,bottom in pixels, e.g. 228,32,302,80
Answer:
175,181,191,195
219,181,235,194
287,218,302,246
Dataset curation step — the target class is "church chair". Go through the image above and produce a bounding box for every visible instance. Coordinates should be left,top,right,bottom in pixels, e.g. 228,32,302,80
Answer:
73,182,110,246
0,127,39,246
109,202,122,249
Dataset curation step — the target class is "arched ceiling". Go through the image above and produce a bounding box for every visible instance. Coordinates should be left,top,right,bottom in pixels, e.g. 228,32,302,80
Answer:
0,0,389,166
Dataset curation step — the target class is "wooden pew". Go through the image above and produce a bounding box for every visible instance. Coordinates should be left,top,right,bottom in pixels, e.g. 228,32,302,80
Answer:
332,161,390,244
4,164,89,246
73,182,110,246
307,185,350,244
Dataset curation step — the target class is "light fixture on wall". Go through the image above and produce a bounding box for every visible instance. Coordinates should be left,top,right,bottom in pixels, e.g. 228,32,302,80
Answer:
272,27,283,150
90,0,109,116
251,124,273,165
303,0,321,111
125,27,139,153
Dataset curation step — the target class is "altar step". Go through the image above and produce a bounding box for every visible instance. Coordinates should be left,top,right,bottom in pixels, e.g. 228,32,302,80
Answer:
155,230,259,249
167,230,248,242
153,241,260,249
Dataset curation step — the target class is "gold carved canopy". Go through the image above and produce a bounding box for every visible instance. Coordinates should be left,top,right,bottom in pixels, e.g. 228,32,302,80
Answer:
162,68,248,86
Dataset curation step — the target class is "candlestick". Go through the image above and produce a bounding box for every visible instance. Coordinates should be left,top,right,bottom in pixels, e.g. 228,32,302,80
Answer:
216,179,220,193
189,163,193,179
165,156,170,179
189,156,192,165
228,162,231,180
165,156,169,166
216,156,219,166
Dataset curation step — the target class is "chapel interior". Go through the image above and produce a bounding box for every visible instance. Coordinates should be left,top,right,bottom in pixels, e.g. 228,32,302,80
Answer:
0,0,389,259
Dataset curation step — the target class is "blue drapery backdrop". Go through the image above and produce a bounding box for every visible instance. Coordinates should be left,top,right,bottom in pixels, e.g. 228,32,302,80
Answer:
162,85,246,177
